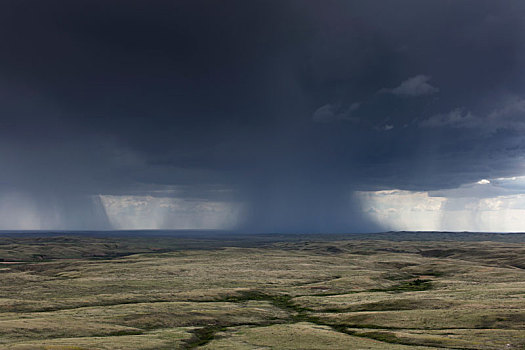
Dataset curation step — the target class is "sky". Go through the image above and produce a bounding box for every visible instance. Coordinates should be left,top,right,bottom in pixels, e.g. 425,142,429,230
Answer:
2,1,525,232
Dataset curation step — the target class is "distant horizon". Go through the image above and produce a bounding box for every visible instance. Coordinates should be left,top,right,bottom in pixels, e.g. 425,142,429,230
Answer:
1,229,524,235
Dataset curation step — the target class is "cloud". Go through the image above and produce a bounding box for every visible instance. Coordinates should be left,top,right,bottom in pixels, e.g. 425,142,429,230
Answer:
487,97,525,128
99,195,243,229
382,75,439,97
357,189,445,231
312,103,360,123
419,108,476,128
0,191,110,230
357,176,525,232
420,97,525,130
2,1,525,232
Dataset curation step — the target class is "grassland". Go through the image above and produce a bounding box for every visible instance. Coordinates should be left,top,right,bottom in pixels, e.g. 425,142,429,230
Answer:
0,232,524,349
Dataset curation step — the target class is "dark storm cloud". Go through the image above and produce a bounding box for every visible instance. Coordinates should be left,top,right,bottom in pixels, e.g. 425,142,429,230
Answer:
1,0,525,231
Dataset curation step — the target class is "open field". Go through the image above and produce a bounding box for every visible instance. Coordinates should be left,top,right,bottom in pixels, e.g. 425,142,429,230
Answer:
0,232,524,349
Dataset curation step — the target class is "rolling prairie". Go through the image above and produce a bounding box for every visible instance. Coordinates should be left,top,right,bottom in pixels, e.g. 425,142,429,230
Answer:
0,232,524,349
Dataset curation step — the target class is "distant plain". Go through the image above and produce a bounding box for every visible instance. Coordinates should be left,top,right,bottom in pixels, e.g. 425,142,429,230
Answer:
0,231,524,349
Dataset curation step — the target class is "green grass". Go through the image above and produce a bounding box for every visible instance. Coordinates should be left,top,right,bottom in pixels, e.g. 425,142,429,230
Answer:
1,233,524,349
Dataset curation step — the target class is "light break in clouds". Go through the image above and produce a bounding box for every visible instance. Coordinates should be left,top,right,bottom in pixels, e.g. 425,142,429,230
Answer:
357,176,525,232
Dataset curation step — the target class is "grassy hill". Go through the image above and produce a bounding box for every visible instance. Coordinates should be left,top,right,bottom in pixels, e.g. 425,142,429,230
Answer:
0,232,524,349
